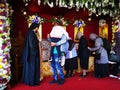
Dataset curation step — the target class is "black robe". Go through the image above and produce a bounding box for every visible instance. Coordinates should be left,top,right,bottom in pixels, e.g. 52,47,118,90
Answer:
78,36,90,69
21,30,40,85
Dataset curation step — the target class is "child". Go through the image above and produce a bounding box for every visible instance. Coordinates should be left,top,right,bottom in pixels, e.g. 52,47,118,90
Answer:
64,39,78,78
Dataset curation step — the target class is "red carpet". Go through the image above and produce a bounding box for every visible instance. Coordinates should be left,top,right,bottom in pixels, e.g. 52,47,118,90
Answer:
9,72,120,90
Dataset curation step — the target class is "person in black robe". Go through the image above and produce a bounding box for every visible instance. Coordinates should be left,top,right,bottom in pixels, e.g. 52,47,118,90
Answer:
76,31,90,78
21,22,40,86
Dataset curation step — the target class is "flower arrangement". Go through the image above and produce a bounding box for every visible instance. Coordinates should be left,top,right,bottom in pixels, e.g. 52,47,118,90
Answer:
0,2,13,90
50,16,69,26
73,19,86,29
60,17,69,26
27,15,45,24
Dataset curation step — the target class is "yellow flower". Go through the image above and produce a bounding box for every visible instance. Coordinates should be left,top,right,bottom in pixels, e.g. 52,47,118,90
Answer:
0,21,3,25
5,62,8,65
5,76,9,79
0,64,3,69
0,59,2,62
1,3,5,8
0,73,4,76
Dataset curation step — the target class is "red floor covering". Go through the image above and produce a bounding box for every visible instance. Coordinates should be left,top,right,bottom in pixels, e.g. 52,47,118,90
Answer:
9,73,120,90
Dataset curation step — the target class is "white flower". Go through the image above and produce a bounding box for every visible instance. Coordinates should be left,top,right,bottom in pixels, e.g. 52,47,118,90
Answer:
0,39,3,45
0,26,3,30
3,70,7,75
0,50,3,54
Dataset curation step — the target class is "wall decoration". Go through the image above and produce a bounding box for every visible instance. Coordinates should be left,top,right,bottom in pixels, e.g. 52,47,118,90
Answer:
74,27,84,42
99,19,108,39
73,19,86,42
99,24,108,39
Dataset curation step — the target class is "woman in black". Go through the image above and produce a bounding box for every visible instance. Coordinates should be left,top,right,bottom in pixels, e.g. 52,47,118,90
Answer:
76,31,90,77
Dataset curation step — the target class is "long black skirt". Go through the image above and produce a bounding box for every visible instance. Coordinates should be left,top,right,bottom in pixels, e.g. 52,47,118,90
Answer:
65,57,78,71
94,63,109,78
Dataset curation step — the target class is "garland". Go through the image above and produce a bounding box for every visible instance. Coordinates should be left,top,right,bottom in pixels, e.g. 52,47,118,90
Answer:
23,0,120,17
0,2,13,90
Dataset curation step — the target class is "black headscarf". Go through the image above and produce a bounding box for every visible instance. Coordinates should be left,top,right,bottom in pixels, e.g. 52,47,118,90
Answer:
29,23,40,30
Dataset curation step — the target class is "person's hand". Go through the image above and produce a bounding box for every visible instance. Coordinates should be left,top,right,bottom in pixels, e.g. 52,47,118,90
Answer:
92,52,96,55
51,42,56,46
38,38,41,42
47,34,50,38
88,47,91,50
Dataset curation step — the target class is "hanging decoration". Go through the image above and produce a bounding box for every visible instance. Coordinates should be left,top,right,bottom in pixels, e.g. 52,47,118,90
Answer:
23,0,120,17
0,1,13,90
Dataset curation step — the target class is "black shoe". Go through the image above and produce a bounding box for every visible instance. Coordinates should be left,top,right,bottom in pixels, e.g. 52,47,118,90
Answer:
29,83,35,86
69,74,73,77
29,83,39,86
58,79,65,85
95,75,103,78
65,74,70,78
49,79,58,84
35,82,40,86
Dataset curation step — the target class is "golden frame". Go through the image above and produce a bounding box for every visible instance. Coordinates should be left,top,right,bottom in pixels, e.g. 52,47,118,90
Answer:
99,24,108,39
74,27,84,42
